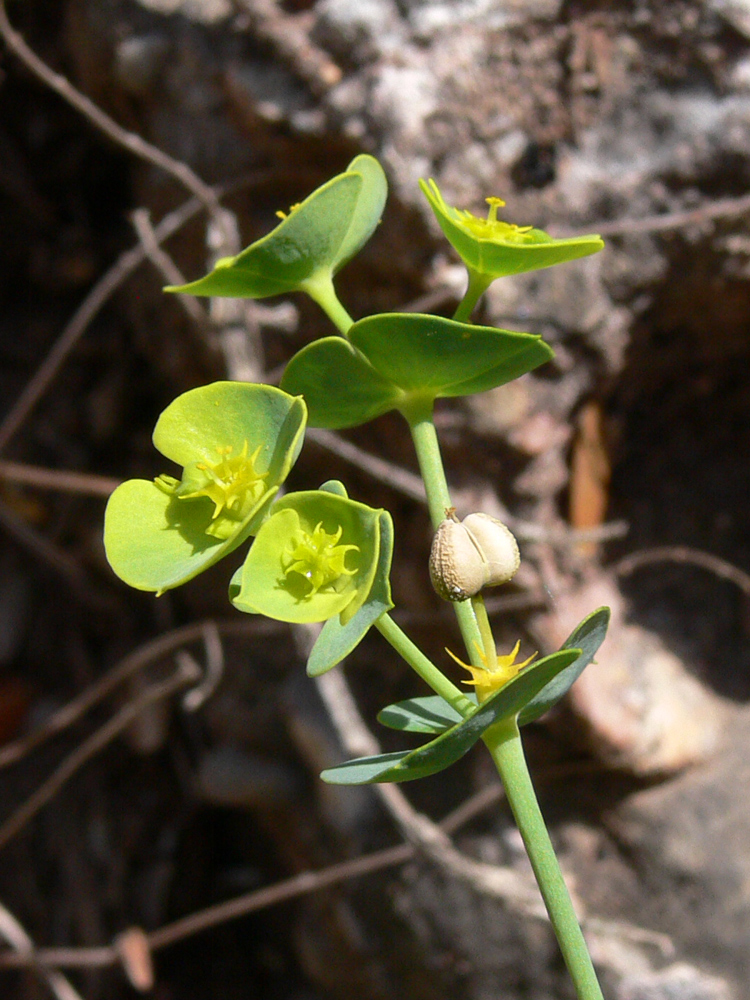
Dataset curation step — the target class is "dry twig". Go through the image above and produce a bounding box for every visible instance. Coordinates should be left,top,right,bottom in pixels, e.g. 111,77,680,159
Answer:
0,901,85,1000
0,195,203,454
0,660,201,854
0,461,120,497
0,1,225,229
0,620,231,769
614,545,750,597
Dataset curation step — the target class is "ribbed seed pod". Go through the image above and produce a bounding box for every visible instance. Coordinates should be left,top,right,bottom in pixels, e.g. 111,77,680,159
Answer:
429,518,486,601
461,512,520,587
429,512,520,602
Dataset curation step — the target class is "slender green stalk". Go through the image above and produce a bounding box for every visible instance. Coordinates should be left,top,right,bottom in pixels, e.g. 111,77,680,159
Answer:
375,614,474,716
470,594,496,666
452,269,492,323
404,406,485,669
484,719,604,1000
303,273,354,334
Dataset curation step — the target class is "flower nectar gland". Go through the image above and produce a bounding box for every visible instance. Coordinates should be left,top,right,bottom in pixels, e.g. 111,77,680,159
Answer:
284,522,359,598
154,442,269,533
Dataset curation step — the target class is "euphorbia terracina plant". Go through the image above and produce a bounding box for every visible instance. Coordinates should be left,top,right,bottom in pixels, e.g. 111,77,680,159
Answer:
105,154,610,1000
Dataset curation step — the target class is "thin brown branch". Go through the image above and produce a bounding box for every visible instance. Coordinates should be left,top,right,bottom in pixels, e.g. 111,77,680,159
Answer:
0,1,224,226
130,208,211,333
0,779,506,972
0,901,85,1000
0,498,110,610
0,620,238,769
0,195,203,454
559,192,750,239
232,0,342,95
0,661,200,854
0,461,120,497
613,545,750,597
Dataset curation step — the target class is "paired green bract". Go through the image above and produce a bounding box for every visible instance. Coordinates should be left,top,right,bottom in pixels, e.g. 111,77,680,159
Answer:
104,382,306,593
419,178,604,281
229,485,393,627
280,312,553,429
166,155,387,306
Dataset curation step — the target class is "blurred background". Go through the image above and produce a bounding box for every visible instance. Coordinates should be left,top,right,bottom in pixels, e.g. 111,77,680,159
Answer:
1,1,750,997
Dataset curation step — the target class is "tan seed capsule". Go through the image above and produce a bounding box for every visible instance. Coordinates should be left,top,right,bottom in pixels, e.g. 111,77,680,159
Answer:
462,512,520,587
429,518,487,601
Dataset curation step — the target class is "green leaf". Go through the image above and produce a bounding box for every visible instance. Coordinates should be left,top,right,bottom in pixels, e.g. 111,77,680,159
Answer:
321,647,580,784
349,312,552,397
166,155,387,300
280,336,401,429
318,480,349,498
231,490,384,624
307,511,394,676
104,383,306,593
419,178,604,280
377,694,468,734
332,154,388,272
518,607,610,726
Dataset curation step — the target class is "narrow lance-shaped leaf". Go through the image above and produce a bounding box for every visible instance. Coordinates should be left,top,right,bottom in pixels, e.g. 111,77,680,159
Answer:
376,608,610,736
321,647,580,784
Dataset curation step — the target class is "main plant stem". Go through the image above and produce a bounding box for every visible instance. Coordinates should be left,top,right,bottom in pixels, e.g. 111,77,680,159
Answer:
405,402,604,1000
484,719,604,1000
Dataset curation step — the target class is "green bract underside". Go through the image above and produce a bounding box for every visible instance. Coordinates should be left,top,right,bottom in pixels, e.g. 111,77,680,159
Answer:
419,178,603,279
166,154,387,301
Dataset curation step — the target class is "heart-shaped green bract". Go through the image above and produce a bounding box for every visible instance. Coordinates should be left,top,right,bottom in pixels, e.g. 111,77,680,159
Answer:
350,313,552,397
231,490,384,625
321,647,580,784
376,608,610,738
281,313,552,429
420,178,604,280
104,383,306,594
307,510,394,675
280,336,402,429
167,155,387,300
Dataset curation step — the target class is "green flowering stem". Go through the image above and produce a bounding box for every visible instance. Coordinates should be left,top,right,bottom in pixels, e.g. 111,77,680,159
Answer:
375,614,474,716
452,269,492,323
483,718,604,1000
404,404,486,670
470,593,497,667
304,275,354,335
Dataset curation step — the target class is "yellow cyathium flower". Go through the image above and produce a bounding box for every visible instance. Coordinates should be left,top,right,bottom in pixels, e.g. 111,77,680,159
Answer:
447,639,536,703
453,195,536,245
178,441,268,521
284,522,359,598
